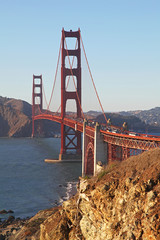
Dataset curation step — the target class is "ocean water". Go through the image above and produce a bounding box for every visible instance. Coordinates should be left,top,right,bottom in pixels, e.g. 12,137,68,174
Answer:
0,138,81,220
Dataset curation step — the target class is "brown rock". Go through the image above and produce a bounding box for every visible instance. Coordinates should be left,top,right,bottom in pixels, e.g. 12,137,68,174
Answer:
2,148,160,239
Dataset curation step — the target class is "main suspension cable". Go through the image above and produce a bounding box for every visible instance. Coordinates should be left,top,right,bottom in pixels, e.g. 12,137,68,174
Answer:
42,82,48,112
46,35,62,111
79,31,107,124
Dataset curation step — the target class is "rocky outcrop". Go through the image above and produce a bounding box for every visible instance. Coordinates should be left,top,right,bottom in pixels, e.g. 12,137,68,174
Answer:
3,148,160,240
59,148,160,240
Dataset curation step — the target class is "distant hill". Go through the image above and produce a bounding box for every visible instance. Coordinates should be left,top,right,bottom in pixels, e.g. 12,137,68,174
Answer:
0,97,31,137
96,112,147,132
120,107,160,127
96,111,160,133
85,110,102,117
0,96,60,137
0,96,32,117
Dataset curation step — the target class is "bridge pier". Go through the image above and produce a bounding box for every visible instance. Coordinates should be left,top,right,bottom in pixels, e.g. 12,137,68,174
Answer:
59,152,81,161
82,121,133,177
94,122,108,175
82,121,107,177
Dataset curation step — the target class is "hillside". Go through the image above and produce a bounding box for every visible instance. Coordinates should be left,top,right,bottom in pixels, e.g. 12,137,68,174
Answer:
120,107,160,129
1,148,160,239
96,112,147,132
0,96,60,137
0,96,32,117
96,111,160,132
0,97,31,137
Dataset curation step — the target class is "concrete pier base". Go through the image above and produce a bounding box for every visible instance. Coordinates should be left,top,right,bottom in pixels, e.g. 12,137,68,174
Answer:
44,153,82,163
59,153,82,161
45,159,81,163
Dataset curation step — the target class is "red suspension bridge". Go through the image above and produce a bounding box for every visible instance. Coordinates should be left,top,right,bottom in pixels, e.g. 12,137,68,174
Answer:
32,29,160,176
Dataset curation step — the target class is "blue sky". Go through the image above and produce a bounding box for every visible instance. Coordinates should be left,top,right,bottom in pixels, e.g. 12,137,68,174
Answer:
0,0,160,112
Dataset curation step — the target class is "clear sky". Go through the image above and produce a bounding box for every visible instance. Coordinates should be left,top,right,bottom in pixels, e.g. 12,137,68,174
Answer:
0,0,160,112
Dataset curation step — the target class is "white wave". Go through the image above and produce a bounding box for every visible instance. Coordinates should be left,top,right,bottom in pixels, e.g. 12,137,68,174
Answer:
58,181,78,204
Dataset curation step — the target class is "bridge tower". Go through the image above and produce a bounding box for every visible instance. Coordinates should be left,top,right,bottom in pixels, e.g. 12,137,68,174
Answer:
59,29,82,160
32,75,43,137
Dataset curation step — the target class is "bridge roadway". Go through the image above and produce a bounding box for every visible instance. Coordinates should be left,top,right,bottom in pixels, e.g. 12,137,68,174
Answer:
34,113,160,151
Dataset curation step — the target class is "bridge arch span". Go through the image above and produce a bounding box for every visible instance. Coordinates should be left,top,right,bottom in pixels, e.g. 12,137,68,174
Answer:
85,141,94,175
33,114,62,124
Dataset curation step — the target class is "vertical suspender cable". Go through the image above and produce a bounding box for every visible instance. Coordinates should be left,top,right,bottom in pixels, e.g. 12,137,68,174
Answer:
42,83,48,112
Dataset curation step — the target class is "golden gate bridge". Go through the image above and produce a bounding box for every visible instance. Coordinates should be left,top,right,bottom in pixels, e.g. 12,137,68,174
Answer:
31,28,160,176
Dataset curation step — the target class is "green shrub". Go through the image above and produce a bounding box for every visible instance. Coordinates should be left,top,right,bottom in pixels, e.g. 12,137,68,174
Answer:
97,170,107,181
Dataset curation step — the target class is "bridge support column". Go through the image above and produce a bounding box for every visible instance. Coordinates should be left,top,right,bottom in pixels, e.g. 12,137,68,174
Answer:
122,147,130,160
94,122,107,175
82,121,107,177
82,120,87,177
108,144,124,162
108,143,112,163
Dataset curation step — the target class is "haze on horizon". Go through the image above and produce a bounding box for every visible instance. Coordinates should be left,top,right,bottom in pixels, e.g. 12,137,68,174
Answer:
0,0,160,113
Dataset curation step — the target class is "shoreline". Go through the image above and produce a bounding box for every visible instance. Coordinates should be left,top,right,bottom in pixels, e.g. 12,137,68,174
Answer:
0,215,29,239
0,181,78,238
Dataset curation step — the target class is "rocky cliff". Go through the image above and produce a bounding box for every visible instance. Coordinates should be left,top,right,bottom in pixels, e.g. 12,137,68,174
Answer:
3,148,160,240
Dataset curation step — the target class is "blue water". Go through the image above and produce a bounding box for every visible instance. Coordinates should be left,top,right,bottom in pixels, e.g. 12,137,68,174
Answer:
0,138,81,219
